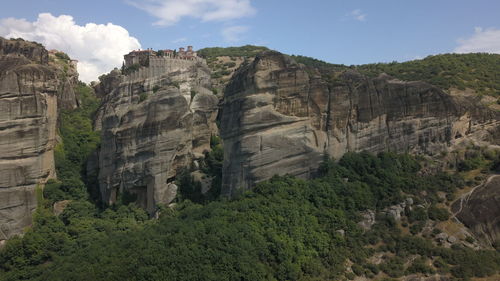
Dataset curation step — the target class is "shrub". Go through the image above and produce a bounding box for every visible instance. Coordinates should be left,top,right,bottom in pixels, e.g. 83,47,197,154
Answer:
458,156,486,171
465,236,475,244
139,92,148,103
122,63,140,75
380,257,405,278
407,257,434,274
428,205,450,221
351,264,364,276
408,207,427,223
55,52,70,60
410,221,426,234
364,263,379,274
171,81,180,89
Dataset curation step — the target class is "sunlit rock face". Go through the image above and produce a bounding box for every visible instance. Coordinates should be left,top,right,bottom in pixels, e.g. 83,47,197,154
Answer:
219,51,498,196
96,58,218,215
0,37,78,241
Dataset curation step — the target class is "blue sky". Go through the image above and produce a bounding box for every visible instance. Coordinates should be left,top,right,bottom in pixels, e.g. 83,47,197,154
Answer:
1,0,499,82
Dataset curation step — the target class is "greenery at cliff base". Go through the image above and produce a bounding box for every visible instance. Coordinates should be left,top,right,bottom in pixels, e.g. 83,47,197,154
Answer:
2,146,500,280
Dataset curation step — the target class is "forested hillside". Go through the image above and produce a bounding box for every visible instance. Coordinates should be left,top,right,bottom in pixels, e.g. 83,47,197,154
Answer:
357,53,500,97
294,52,500,98
2,145,500,280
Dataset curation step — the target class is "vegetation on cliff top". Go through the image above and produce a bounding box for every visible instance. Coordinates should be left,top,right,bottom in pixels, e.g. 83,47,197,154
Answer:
356,53,500,97
198,45,269,59
293,53,500,97
202,46,500,97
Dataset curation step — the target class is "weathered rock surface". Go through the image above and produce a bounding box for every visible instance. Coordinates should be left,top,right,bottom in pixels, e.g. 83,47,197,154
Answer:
358,210,376,231
220,51,499,196
96,58,218,215
0,37,78,241
455,175,500,246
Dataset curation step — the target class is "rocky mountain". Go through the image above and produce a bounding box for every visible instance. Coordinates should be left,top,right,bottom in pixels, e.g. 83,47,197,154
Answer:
93,48,499,207
219,51,500,196
1,41,500,281
0,38,78,242
95,55,218,215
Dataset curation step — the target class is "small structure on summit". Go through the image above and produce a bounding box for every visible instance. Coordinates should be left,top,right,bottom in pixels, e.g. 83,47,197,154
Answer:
124,46,199,68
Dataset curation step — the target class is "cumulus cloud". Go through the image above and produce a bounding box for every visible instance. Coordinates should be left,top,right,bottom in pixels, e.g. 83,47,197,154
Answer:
349,9,367,22
0,13,141,83
454,27,500,54
130,0,256,26
221,25,249,43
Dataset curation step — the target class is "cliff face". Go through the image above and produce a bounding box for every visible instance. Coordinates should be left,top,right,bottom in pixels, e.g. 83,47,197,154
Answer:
219,51,498,196
96,58,218,215
0,38,78,241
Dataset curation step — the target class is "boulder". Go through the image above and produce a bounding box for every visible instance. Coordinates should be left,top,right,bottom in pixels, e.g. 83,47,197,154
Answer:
358,210,376,231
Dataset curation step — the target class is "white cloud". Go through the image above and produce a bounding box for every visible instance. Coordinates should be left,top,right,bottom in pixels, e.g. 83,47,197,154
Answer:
130,0,256,26
454,27,500,54
221,25,249,43
349,9,366,22
172,37,187,43
0,13,141,83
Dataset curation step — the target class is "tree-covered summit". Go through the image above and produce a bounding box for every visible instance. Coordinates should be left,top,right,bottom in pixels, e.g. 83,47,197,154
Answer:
198,45,270,58
356,53,500,97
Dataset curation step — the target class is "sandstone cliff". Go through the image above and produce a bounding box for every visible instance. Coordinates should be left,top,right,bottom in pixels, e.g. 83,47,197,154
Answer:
219,51,499,196
96,58,218,215
0,38,78,241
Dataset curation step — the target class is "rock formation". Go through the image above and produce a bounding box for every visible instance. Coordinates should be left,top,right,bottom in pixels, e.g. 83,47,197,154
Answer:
219,51,499,196
96,57,218,215
0,37,78,241
455,175,500,246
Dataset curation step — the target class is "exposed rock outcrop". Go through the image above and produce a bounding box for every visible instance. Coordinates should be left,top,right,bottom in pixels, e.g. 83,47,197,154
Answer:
0,38,78,241
454,175,500,246
219,51,499,196
96,57,218,215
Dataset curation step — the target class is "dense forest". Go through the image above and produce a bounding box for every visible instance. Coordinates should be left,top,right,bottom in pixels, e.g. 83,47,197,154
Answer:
2,48,500,281
2,148,500,280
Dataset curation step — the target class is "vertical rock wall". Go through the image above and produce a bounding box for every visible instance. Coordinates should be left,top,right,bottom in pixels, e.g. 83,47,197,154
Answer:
219,51,498,196
97,58,218,215
0,38,78,241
